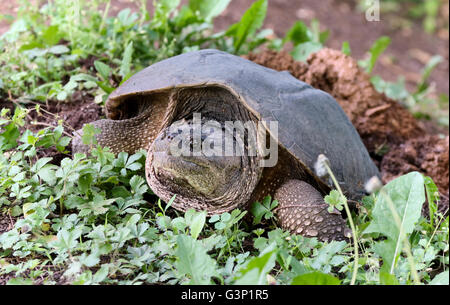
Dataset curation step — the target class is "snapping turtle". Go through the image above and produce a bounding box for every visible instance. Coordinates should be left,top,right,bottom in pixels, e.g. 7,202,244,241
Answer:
73,49,380,241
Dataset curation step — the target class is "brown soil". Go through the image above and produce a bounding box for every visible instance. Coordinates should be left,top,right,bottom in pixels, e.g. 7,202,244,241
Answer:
0,213,14,236
0,254,65,285
27,94,103,134
247,48,449,213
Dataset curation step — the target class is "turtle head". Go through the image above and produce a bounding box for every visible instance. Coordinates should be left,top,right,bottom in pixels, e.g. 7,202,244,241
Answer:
146,118,261,213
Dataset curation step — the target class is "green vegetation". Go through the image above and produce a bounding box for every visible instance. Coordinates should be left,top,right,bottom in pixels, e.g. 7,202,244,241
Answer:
0,0,273,103
345,36,449,127
358,0,448,34
0,0,448,285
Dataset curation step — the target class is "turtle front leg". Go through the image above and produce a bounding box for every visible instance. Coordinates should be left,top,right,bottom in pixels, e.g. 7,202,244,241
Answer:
72,117,155,155
274,179,351,242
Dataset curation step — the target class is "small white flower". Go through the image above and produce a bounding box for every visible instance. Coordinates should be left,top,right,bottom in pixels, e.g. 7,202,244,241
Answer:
314,154,330,178
365,176,383,194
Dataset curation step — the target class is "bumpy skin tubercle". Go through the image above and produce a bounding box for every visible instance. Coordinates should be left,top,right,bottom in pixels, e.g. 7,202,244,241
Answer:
275,179,352,242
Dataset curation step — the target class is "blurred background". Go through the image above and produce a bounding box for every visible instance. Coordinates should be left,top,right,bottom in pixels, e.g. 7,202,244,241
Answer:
1,0,448,97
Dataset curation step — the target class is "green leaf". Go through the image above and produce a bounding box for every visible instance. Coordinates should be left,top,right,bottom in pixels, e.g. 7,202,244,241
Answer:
37,165,57,185
324,190,345,212
86,194,116,215
52,228,83,250
93,265,109,283
165,194,176,212
311,241,347,271
290,41,322,62
282,21,312,46
233,243,277,284
97,81,114,94
117,8,138,27
154,0,180,20
379,271,399,285
416,55,442,93
188,0,231,21
7,278,33,285
371,76,410,101
175,235,217,284
358,36,391,74
129,175,148,195
81,123,101,146
364,172,425,272
310,19,328,44
48,45,70,55
189,210,206,240
341,41,351,56
291,271,341,285
424,176,439,227
31,157,53,172
429,271,449,285
78,174,93,193
227,0,267,53
250,201,267,225
0,122,20,150
119,42,133,78
250,196,277,224
94,61,111,81
71,73,98,83
79,252,100,267
42,25,61,46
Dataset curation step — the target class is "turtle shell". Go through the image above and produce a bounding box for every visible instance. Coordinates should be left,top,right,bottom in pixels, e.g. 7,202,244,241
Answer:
106,49,380,200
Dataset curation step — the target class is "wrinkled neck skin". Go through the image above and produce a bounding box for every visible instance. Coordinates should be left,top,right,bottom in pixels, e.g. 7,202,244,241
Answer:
145,87,263,214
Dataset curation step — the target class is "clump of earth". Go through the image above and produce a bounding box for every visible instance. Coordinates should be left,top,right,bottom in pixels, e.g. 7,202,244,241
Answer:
246,48,449,214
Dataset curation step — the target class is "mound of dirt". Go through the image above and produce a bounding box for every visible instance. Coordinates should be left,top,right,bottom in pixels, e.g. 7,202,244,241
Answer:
381,134,449,214
247,48,449,213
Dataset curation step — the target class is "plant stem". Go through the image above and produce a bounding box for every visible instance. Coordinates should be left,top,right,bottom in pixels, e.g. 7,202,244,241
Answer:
425,207,449,251
323,162,359,285
99,0,111,33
